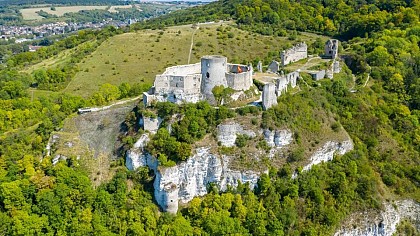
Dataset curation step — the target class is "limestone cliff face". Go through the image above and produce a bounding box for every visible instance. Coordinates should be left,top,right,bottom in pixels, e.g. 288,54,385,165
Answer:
126,142,262,213
334,199,420,236
303,140,354,171
125,134,158,171
126,124,354,214
217,123,256,147
152,148,262,213
263,129,293,147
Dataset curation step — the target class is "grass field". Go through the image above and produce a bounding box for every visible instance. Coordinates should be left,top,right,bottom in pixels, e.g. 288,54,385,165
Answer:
24,41,98,74
21,6,109,20
108,5,133,13
62,22,329,97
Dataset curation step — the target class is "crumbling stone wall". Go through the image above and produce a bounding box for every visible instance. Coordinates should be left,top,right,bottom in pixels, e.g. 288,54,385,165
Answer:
310,70,326,81
262,83,277,110
281,42,308,66
276,77,288,96
325,39,339,59
226,66,253,91
267,60,280,73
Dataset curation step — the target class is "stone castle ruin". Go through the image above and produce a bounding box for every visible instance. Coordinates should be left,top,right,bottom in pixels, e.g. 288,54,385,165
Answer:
267,60,280,73
262,83,277,110
281,42,308,66
325,39,339,59
143,55,253,106
262,71,299,110
308,39,341,80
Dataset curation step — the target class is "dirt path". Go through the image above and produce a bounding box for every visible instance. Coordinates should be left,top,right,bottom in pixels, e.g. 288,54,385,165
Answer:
188,28,199,64
79,96,140,114
298,56,325,72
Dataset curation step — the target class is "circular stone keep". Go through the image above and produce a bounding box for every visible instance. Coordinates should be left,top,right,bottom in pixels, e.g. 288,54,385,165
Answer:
201,55,228,95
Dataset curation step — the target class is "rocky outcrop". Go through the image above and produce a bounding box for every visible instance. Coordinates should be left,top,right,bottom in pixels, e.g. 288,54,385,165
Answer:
125,134,158,171
335,199,420,236
263,129,293,148
139,117,162,134
217,122,256,147
153,148,262,213
302,140,353,171
126,136,263,213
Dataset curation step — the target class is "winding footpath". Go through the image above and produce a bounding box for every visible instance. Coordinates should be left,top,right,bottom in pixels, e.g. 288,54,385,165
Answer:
188,27,199,64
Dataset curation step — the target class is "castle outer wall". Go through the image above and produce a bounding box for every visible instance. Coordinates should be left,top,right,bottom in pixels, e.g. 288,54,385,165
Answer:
281,42,308,66
325,39,339,59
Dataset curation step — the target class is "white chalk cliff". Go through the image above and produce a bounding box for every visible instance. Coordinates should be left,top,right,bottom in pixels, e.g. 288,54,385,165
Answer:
217,122,256,147
126,124,354,214
303,140,354,171
334,199,420,236
263,129,293,147
126,135,262,213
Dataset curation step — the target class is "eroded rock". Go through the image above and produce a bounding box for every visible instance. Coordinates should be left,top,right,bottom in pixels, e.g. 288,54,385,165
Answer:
334,199,420,236
302,140,353,171
126,137,264,213
217,122,256,147
263,129,293,147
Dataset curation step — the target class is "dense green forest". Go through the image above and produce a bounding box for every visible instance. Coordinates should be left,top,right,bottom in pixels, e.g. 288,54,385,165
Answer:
136,0,420,39
0,0,419,234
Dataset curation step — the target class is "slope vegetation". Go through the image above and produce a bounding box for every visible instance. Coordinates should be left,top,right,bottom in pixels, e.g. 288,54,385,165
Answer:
63,22,327,97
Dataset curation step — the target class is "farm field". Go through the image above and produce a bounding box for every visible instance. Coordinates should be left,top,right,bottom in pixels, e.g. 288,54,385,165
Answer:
21,5,113,20
63,22,329,97
108,5,133,13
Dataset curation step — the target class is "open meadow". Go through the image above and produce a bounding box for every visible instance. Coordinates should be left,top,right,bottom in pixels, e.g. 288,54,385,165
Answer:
108,5,133,13
61,22,328,97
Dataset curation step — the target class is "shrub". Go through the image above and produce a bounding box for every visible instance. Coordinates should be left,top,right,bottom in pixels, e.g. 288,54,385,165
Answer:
235,134,249,148
288,148,304,162
331,122,340,132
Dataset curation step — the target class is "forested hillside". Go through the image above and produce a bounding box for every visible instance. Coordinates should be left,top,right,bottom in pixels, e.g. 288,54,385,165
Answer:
0,0,419,234
138,0,419,39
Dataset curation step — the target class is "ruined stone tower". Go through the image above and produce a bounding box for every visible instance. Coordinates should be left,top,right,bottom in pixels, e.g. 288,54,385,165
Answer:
262,83,277,110
325,39,339,59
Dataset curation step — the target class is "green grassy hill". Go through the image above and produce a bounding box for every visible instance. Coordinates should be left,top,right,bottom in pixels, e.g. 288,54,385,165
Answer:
30,22,327,97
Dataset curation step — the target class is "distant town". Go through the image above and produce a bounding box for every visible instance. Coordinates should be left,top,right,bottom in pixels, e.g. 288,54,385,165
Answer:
1,19,137,43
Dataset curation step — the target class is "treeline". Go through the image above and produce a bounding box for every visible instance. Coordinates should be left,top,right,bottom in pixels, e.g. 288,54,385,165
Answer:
131,0,236,31
0,0,128,7
135,0,420,39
